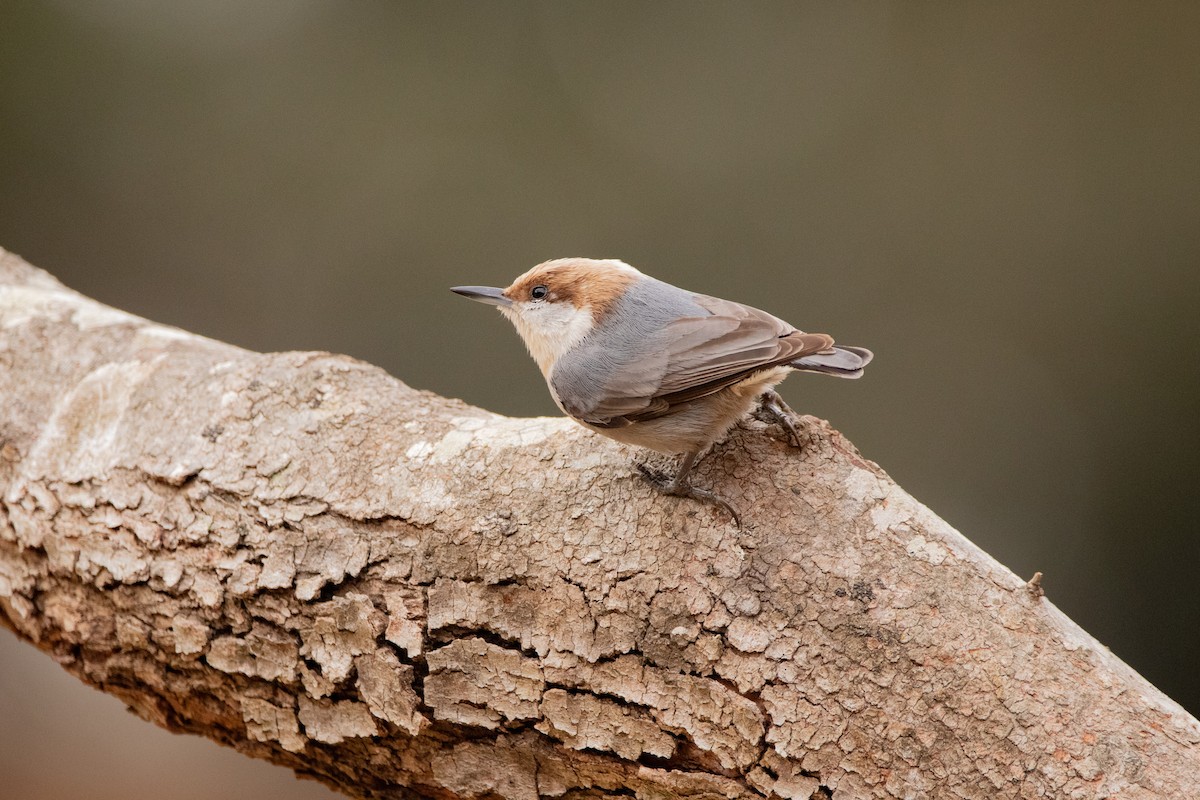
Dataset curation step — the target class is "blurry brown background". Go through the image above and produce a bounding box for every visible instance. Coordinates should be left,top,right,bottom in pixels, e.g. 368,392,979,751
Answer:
2,2,1198,798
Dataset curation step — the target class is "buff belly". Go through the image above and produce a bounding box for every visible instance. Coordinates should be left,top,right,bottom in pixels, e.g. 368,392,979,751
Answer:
574,367,791,455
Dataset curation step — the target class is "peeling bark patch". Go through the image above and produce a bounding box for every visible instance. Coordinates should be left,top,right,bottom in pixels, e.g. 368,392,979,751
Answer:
538,688,675,761
747,749,821,799
427,577,629,662
383,586,425,656
726,616,773,653
242,697,307,753
425,637,545,728
205,622,299,681
257,544,297,590
292,523,371,600
355,649,427,735
297,592,383,682
546,655,764,772
432,739,539,800
298,696,378,743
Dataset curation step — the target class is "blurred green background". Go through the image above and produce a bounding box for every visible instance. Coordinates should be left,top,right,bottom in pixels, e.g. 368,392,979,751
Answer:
2,2,1198,798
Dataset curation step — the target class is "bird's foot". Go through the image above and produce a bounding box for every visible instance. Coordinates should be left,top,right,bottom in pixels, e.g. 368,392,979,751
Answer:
755,388,805,449
636,462,741,527
634,462,671,485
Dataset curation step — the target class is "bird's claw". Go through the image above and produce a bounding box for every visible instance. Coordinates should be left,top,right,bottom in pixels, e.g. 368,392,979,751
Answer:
756,389,805,449
635,463,742,527
635,462,670,485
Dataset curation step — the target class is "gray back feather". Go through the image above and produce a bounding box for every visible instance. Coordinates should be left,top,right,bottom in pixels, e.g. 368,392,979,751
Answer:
550,276,831,424
552,277,707,420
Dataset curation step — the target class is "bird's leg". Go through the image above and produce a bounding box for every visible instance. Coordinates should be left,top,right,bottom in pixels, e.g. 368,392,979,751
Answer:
755,388,805,448
636,451,741,527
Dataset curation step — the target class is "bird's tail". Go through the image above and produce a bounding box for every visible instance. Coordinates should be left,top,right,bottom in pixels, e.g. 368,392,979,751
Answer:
790,345,873,379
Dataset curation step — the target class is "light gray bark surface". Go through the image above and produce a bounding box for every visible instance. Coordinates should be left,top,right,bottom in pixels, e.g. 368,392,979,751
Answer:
1,247,1197,800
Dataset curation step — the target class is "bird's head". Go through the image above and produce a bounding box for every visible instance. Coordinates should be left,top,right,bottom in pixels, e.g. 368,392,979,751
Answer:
452,258,641,376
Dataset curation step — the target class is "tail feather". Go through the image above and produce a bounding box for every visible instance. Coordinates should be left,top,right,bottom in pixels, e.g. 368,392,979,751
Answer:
791,345,873,379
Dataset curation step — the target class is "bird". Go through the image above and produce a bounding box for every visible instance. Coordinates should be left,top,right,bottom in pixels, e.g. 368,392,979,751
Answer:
451,258,872,525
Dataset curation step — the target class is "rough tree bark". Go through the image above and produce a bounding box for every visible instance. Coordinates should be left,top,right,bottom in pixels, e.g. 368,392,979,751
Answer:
0,247,1197,800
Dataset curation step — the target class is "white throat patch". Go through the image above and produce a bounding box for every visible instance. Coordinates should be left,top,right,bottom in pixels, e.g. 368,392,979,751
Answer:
503,301,595,378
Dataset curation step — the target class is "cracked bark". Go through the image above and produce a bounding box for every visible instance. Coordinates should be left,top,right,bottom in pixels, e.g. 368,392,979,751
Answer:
0,247,1197,800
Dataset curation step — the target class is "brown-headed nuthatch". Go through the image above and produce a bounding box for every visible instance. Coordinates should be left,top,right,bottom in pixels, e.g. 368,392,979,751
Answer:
452,258,872,525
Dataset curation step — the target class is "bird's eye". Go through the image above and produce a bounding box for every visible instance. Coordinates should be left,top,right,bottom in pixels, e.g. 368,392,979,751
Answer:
531,285,548,300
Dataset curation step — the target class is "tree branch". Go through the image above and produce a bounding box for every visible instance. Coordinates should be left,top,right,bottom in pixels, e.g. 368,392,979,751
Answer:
1,246,1196,800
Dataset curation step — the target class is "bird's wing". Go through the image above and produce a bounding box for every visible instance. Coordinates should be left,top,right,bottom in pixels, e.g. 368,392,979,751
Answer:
573,294,833,426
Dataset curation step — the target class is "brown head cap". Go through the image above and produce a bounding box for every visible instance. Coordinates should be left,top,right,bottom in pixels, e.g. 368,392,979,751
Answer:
504,258,641,321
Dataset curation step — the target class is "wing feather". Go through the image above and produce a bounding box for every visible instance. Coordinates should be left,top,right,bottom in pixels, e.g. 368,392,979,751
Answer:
578,293,832,426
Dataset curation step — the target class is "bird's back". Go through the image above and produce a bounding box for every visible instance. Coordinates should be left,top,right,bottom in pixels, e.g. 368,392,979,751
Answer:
550,275,710,420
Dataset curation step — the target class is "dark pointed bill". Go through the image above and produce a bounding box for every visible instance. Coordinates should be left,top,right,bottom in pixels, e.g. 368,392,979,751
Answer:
450,286,512,308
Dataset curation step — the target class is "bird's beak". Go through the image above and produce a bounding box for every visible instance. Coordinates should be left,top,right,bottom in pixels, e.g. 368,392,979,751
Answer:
451,286,512,308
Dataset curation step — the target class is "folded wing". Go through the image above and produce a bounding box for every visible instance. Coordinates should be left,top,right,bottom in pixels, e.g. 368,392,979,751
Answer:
556,291,833,426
